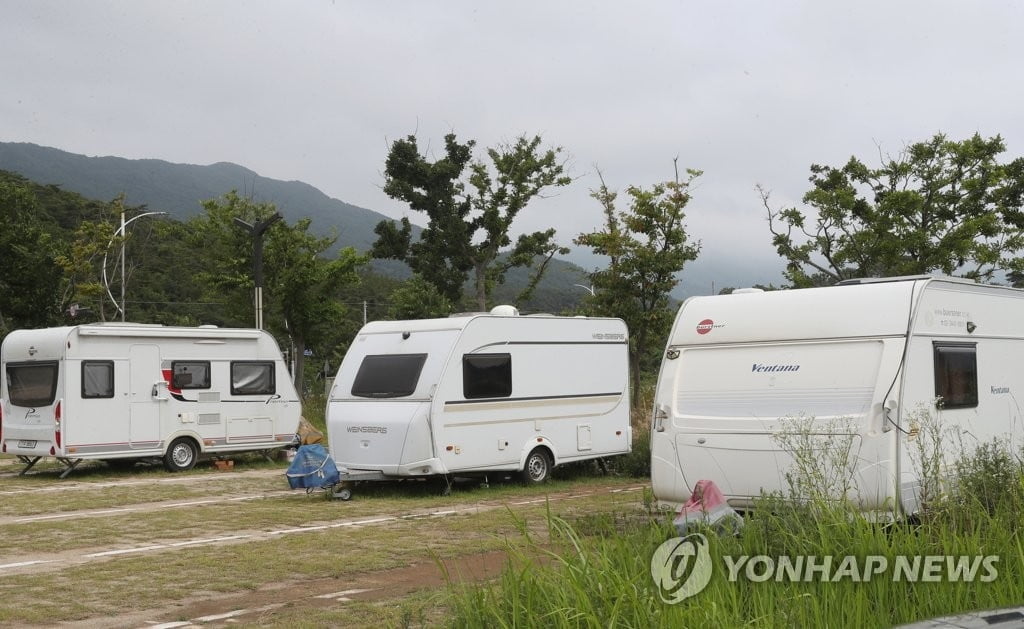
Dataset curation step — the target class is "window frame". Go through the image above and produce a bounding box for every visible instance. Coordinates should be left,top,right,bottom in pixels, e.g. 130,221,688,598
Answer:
171,361,212,390
81,360,115,399
230,361,276,396
933,341,978,409
462,353,513,400
5,361,60,407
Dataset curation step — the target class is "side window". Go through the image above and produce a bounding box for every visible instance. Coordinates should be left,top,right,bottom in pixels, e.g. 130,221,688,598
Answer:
172,361,211,390
82,361,115,399
231,361,276,395
933,342,977,409
463,353,512,399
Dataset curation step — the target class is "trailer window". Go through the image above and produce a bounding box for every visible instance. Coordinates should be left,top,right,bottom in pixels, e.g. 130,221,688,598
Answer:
82,361,114,399
172,361,211,390
463,353,512,399
231,362,275,395
934,342,977,409
6,362,59,407
351,354,427,398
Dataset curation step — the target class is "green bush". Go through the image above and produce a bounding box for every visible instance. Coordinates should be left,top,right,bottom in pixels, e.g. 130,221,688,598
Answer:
610,428,651,478
950,439,1024,515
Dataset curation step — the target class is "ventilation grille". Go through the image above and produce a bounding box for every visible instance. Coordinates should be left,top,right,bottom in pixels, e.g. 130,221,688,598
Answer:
198,413,221,426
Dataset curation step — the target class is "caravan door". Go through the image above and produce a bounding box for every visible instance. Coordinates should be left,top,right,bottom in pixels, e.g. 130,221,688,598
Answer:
129,344,162,449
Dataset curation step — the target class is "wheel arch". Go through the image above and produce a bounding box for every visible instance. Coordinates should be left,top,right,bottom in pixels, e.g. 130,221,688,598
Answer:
519,438,557,471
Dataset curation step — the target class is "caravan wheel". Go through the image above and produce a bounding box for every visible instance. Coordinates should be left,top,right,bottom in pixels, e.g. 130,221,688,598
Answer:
164,438,198,472
520,448,552,484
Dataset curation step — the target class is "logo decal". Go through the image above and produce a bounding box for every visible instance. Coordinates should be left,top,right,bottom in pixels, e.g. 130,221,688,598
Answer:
650,533,713,603
347,426,388,434
696,319,715,335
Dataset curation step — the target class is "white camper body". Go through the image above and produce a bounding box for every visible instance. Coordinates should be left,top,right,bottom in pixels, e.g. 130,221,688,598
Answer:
1,324,300,475
651,276,1024,514
326,312,631,484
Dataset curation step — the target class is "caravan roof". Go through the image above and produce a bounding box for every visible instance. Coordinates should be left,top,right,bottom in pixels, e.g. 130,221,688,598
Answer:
666,276,1012,347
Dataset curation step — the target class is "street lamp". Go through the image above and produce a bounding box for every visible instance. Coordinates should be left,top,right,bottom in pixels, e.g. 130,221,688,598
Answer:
102,210,168,322
573,283,596,296
234,212,283,330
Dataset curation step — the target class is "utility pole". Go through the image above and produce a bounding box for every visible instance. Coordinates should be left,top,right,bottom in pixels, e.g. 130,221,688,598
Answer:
234,212,283,329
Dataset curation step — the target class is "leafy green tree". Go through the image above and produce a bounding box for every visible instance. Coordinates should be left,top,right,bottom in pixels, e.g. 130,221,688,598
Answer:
373,133,571,311
121,218,208,326
387,275,454,320
0,179,63,333
191,192,367,394
265,218,366,394
575,162,702,395
763,133,1024,287
53,198,127,322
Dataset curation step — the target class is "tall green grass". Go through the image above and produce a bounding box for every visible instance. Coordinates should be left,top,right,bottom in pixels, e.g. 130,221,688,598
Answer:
447,434,1024,628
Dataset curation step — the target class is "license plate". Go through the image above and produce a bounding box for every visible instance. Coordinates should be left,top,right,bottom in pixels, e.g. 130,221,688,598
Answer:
17,440,36,448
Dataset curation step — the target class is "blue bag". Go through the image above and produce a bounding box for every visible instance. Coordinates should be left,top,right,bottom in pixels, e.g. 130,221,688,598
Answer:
285,444,341,490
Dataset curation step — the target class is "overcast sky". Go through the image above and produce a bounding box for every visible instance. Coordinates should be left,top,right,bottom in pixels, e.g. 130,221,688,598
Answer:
3,1,1023,294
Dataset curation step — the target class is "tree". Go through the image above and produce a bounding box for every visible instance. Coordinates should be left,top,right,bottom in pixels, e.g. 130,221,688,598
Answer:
0,179,63,333
763,133,1024,287
575,161,702,395
373,133,572,311
191,192,367,394
388,275,454,320
53,196,135,322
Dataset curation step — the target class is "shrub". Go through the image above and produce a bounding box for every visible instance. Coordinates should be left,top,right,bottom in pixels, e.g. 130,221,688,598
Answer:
950,439,1024,515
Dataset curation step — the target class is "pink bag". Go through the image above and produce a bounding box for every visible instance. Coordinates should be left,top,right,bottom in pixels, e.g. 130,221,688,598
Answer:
673,479,743,535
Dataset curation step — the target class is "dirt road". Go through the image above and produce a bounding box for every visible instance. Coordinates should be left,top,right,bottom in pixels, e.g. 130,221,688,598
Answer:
0,463,648,628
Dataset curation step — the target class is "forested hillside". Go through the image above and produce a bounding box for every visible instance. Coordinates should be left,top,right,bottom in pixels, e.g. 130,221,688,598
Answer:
0,142,590,309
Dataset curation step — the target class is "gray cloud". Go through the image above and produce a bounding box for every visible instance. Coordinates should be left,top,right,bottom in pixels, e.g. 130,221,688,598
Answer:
3,0,1023,293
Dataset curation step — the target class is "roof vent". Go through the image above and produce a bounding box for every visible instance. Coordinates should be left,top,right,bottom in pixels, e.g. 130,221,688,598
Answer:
732,288,765,294
489,305,519,317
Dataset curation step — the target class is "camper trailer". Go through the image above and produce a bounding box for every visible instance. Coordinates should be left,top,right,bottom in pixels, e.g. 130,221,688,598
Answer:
651,276,1024,514
1,323,301,476
326,308,631,486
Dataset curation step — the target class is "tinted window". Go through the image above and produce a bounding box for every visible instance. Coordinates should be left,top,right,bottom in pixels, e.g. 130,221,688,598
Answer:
463,353,512,399
934,342,977,409
351,354,427,398
231,361,275,395
82,361,114,399
6,362,59,407
172,361,211,390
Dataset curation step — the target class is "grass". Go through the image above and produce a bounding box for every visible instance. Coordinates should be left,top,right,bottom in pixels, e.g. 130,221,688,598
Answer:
447,426,1024,628
0,388,654,625
250,588,449,629
0,458,642,624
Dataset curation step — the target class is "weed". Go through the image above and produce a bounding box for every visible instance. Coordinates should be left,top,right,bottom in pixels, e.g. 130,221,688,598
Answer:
447,429,1024,627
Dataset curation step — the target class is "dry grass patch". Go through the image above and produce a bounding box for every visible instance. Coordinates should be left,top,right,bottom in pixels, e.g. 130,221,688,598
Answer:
0,484,646,624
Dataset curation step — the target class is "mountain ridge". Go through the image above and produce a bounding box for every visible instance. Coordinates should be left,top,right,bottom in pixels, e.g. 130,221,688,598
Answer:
0,141,589,309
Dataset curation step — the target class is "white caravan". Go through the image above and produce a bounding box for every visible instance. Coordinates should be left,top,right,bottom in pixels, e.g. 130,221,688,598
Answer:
1,323,301,476
326,308,631,485
651,276,1024,514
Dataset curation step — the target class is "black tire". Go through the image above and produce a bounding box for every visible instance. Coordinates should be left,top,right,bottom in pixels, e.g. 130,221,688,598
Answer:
163,438,198,472
520,448,552,484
